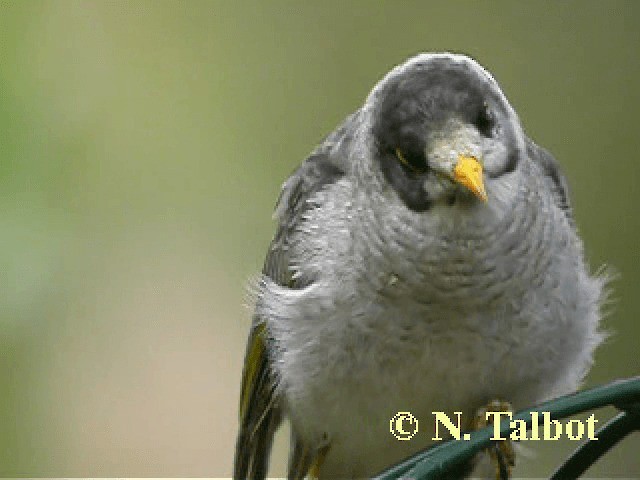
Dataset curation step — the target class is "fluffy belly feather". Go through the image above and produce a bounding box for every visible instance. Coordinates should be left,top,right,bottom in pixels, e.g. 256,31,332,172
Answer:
259,185,604,478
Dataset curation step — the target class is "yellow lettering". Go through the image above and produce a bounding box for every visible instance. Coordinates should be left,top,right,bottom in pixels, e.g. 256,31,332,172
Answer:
542,412,561,440
510,418,528,441
486,411,511,440
586,414,599,440
530,411,540,440
432,411,462,440
566,419,584,440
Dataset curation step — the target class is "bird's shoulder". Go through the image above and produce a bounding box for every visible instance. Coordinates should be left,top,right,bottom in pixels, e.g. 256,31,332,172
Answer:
526,138,574,225
264,111,359,286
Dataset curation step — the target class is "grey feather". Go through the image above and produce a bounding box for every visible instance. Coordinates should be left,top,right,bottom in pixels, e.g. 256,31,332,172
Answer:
268,113,353,289
526,139,574,225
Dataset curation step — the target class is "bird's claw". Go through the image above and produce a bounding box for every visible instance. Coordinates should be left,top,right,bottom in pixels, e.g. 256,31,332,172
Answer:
473,400,515,480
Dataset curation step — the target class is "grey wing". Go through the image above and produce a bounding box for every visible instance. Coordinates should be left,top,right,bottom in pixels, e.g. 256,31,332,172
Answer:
526,138,574,226
233,113,353,480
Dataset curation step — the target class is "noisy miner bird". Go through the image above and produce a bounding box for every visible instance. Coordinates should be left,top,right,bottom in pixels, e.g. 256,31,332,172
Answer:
233,53,607,479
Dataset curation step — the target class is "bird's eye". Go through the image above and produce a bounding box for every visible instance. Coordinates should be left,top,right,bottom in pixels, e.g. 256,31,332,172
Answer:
395,148,427,173
474,102,496,138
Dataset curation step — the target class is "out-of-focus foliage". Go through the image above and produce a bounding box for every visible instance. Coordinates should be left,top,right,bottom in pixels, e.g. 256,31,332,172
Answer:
0,1,638,476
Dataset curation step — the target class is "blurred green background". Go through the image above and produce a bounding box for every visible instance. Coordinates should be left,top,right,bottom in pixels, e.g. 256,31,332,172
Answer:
0,0,638,477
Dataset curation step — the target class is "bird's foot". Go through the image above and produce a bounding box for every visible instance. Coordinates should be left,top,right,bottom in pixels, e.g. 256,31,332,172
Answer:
308,443,331,480
473,400,515,480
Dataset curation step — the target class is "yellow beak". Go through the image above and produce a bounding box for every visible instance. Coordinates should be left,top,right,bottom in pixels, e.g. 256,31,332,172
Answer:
453,155,488,202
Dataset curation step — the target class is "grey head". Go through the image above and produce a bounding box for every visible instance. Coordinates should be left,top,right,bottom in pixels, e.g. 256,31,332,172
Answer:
361,53,528,212
271,52,574,296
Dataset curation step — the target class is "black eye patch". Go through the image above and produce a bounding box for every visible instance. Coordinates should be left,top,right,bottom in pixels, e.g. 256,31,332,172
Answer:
473,103,496,138
395,148,428,174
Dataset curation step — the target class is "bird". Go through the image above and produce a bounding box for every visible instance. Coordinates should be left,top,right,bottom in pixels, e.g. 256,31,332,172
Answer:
233,52,607,479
